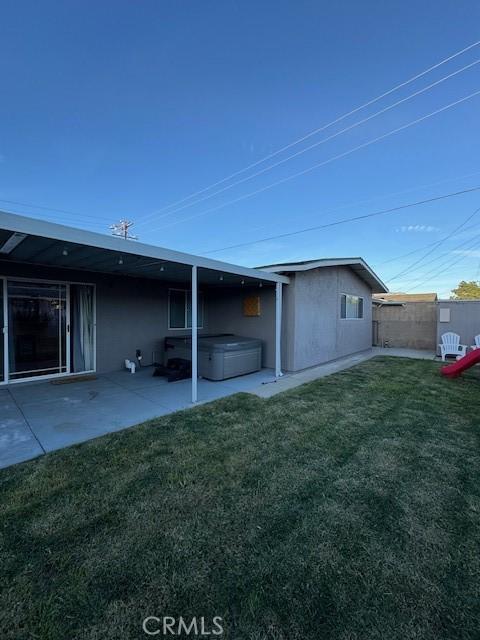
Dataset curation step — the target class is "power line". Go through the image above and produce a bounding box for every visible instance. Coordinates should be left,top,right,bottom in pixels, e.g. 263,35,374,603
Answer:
391,230,480,284
136,38,480,226
375,219,480,267
200,186,480,255
0,198,113,223
387,205,480,280
150,89,480,233
406,237,480,291
138,57,480,225
399,233,480,283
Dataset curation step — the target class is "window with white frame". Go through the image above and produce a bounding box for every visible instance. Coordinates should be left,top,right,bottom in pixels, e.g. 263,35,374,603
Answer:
168,289,204,329
340,294,364,319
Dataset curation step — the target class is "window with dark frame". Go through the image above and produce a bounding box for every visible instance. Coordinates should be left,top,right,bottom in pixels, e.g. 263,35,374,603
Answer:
340,294,364,319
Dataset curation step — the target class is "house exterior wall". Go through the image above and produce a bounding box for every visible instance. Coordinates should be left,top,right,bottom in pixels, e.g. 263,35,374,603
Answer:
436,300,480,353
1,261,375,377
373,302,437,350
207,267,373,372
287,266,372,371
208,286,277,368
0,262,213,374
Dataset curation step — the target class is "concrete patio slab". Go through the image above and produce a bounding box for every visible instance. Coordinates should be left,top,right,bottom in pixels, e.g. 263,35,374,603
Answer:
9,376,123,406
220,369,277,392
102,369,170,390
0,367,275,468
23,395,172,452
0,390,44,468
0,349,437,469
132,378,239,411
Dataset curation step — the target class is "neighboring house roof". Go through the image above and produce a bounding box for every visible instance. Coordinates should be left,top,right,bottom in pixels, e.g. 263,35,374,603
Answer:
258,257,388,293
373,292,437,303
0,211,289,285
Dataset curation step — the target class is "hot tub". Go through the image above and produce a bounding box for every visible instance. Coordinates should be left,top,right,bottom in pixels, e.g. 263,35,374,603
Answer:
163,334,262,381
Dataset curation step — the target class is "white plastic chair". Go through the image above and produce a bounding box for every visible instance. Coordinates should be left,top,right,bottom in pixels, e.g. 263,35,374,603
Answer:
471,335,480,350
439,332,467,361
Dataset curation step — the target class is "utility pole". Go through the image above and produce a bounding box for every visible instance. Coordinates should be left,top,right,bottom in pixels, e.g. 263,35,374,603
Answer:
110,219,138,240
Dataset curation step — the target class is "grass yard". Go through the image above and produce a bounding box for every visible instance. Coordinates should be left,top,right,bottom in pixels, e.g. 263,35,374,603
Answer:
1,356,480,639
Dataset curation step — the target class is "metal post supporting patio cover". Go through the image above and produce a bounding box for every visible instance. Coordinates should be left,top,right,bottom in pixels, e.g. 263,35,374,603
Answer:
275,282,283,378
191,266,198,403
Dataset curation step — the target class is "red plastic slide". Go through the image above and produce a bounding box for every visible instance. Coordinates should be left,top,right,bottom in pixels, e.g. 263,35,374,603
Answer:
441,349,480,378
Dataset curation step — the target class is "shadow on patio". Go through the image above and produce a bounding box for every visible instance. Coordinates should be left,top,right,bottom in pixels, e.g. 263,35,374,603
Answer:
0,366,275,468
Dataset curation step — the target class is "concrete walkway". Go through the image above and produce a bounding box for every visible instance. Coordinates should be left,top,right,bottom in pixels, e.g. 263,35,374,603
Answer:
249,347,436,398
0,347,436,469
372,347,436,360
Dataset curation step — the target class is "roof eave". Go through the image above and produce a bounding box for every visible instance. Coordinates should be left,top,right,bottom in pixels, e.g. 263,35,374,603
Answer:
261,257,387,293
0,211,289,284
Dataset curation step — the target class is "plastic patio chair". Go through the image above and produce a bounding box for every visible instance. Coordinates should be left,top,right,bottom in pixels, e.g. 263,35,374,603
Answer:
471,335,480,350
439,332,467,361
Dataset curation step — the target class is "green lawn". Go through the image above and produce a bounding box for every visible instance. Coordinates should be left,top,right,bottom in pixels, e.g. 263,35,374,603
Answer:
1,357,480,639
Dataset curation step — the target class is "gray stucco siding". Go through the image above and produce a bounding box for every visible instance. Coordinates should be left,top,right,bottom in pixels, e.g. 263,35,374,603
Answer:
208,286,277,368
1,261,374,377
287,266,372,371
335,267,372,360
95,278,214,372
0,263,214,374
436,300,480,353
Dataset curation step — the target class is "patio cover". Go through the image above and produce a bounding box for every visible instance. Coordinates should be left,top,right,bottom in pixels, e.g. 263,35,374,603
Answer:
0,211,289,402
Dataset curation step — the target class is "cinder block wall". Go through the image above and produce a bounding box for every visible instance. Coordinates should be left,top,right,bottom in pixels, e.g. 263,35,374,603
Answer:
373,302,437,350
436,300,480,354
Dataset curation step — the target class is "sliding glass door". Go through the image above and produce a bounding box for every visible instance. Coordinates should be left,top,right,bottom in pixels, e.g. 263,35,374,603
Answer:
0,278,95,383
7,281,68,381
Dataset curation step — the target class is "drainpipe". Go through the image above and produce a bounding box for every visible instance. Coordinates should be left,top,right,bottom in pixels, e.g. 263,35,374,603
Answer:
275,281,283,378
191,265,198,403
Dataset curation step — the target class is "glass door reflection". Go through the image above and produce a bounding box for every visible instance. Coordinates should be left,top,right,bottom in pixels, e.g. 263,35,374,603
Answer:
8,281,67,380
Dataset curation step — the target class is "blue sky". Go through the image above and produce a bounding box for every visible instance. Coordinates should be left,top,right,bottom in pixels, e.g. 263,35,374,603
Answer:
1,0,479,296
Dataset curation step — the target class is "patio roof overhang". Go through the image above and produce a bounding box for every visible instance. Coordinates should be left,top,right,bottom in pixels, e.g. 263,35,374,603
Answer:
0,211,289,287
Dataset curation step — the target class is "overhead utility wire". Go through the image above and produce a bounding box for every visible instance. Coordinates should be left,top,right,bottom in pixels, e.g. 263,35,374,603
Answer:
407,238,480,291
375,219,480,267
200,186,480,255
139,58,480,225
136,38,480,225
391,227,480,283
387,205,480,280
0,198,113,223
153,89,480,234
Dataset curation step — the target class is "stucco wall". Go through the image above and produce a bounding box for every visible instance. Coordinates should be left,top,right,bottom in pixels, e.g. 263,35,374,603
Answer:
208,286,277,368
1,261,374,376
289,266,372,370
436,300,480,354
208,267,373,372
0,262,213,373
373,302,437,350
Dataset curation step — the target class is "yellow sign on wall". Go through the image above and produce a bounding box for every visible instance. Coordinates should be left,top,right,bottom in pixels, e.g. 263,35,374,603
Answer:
243,295,261,317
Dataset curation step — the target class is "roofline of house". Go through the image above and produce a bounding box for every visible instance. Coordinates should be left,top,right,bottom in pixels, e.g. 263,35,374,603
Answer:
0,211,290,284
258,257,388,293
